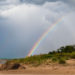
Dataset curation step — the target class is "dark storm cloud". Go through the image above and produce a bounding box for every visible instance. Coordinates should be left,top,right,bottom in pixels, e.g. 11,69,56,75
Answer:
20,0,75,6
0,0,75,5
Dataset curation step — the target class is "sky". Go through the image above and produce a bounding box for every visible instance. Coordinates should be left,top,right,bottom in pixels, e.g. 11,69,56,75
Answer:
0,0,75,58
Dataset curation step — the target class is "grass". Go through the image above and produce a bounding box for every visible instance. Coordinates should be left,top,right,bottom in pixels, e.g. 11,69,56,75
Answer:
58,58,66,64
5,53,68,66
6,54,53,66
5,45,75,66
51,57,58,62
6,52,75,66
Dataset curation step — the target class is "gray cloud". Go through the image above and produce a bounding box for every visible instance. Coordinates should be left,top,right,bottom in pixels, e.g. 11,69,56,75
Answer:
0,0,75,58
0,0,75,6
20,0,75,7
0,0,74,12
35,12,75,55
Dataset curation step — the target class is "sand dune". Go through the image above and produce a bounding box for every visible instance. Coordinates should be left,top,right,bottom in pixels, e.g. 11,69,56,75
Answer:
0,59,75,74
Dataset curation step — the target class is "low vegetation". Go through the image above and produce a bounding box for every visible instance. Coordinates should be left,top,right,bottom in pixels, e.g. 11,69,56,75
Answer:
5,45,75,67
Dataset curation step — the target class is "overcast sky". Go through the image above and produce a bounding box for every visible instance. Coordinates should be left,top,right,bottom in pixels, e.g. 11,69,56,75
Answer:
0,0,75,58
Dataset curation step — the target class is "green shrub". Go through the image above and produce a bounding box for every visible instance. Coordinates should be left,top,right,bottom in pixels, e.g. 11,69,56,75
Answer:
71,55,75,59
59,58,66,64
52,57,58,62
70,52,75,59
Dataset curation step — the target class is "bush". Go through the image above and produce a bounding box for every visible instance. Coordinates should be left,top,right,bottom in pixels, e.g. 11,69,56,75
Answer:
52,57,58,62
71,52,75,59
71,55,75,59
59,58,66,64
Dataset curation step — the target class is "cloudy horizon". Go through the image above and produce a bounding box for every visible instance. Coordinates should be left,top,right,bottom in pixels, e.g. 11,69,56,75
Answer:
0,0,75,59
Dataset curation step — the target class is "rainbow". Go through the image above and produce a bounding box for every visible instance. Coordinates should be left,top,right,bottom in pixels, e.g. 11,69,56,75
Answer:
28,16,64,56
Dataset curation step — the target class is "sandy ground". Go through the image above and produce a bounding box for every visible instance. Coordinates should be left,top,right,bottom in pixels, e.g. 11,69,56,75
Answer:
0,66,75,74
0,59,75,74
